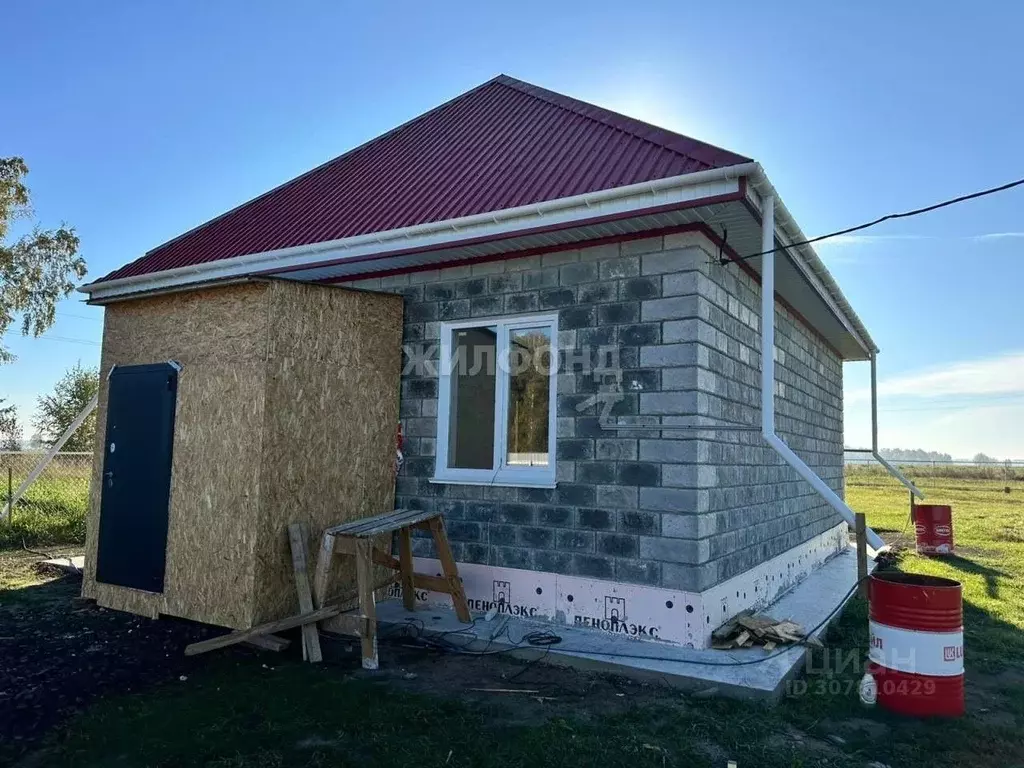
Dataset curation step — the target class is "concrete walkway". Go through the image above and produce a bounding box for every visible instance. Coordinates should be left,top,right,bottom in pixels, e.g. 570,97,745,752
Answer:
372,545,872,700
40,556,85,574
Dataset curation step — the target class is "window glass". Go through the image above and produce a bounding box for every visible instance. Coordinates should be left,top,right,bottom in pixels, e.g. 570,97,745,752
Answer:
448,326,496,469
506,327,552,467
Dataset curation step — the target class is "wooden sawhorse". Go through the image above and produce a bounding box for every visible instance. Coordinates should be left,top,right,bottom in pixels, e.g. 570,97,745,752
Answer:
312,508,471,669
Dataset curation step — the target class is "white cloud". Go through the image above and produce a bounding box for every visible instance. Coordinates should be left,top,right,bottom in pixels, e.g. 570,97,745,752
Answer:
815,232,1024,251
972,232,1024,241
815,233,933,248
848,351,1024,403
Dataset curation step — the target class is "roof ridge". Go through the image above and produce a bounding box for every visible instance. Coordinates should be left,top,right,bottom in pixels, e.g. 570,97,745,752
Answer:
492,74,750,169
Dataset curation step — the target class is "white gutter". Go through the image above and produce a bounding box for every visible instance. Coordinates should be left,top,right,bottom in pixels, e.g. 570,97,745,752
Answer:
759,194,884,552
80,162,759,302
871,354,925,499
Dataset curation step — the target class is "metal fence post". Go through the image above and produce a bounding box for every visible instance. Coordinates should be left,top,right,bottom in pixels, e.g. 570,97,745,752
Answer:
6,467,11,524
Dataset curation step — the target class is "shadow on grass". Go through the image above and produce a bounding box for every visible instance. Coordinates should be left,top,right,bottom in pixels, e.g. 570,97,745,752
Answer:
941,554,1009,600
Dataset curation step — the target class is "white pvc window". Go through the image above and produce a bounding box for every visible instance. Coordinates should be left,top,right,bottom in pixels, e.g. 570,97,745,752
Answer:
434,314,558,488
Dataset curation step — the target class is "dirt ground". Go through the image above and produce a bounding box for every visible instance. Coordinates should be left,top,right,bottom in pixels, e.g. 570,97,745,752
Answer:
0,554,226,759
3,549,1023,767
0,558,679,762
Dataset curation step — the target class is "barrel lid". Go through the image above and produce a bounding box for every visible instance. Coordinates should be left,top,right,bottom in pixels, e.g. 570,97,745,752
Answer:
871,571,961,590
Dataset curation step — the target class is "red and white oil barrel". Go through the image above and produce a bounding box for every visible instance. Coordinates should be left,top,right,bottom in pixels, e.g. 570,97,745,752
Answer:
861,571,964,717
912,504,955,555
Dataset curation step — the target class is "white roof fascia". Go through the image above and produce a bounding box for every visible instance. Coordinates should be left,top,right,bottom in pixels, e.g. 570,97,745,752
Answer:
80,164,756,303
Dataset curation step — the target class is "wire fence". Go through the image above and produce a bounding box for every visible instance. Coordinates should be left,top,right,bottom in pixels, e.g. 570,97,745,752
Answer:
846,456,1024,467
0,451,91,549
845,456,1024,482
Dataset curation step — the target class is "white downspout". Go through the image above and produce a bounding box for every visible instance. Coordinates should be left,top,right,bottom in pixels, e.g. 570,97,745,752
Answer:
870,353,925,499
758,195,885,551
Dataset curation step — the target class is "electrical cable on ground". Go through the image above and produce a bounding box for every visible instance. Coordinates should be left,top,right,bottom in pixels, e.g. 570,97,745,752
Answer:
371,577,870,669
729,176,1024,264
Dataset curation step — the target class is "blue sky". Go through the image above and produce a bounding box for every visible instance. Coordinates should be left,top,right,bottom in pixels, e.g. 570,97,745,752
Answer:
2,1,1021,457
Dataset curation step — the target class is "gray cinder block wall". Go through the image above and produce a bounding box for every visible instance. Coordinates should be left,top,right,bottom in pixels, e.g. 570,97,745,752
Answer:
338,231,844,593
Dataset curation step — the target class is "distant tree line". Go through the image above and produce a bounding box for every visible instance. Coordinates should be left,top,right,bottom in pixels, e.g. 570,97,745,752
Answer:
878,448,954,463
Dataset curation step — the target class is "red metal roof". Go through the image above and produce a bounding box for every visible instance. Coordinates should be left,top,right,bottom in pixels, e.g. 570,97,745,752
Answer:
99,75,751,282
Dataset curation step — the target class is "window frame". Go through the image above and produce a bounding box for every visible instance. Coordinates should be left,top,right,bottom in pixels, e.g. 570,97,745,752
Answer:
432,312,559,488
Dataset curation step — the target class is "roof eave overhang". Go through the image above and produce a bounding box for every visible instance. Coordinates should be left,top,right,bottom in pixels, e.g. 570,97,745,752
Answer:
81,163,875,360
81,164,756,300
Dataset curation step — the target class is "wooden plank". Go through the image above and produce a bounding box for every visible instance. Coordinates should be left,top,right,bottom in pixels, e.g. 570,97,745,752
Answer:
429,517,471,623
184,605,341,656
398,527,416,611
243,634,291,652
711,618,739,643
330,538,399,570
354,539,379,670
855,512,869,599
288,523,323,663
311,532,336,609
372,548,401,571
411,572,452,593
325,508,439,537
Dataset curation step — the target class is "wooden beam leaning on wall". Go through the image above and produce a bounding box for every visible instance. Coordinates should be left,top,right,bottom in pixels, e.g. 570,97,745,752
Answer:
288,522,323,663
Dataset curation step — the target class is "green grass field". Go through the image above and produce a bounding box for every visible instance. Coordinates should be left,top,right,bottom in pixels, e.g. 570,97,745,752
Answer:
0,475,89,550
3,468,1023,767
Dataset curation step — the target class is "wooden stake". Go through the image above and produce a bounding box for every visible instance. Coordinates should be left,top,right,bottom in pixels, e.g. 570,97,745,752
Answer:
855,512,869,599
429,516,471,623
355,539,379,670
288,523,323,663
312,532,335,609
398,527,416,611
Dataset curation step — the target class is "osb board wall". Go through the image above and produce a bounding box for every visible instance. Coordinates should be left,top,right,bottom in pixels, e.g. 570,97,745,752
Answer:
251,281,403,624
83,283,272,629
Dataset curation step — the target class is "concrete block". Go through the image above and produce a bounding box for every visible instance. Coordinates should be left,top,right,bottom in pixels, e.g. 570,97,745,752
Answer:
639,536,709,564
621,236,664,256
541,249,580,267
560,261,599,285
640,487,699,513
641,295,700,322
638,439,699,463
639,343,698,368
599,256,639,280
639,391,698,415
597,485,639,509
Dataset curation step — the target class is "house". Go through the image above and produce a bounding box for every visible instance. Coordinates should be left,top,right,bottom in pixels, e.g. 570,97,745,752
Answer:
81,75,880,648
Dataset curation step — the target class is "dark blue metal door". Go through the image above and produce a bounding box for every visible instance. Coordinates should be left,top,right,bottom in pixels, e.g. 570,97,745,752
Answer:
95,363,178,592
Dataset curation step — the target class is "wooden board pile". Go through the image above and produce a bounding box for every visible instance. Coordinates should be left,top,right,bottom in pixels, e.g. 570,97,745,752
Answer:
711,611,822,651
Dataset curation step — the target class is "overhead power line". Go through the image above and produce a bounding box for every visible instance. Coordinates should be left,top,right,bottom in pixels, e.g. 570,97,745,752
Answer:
733,176,1024,263
57,311,103,322
2,332,100,347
